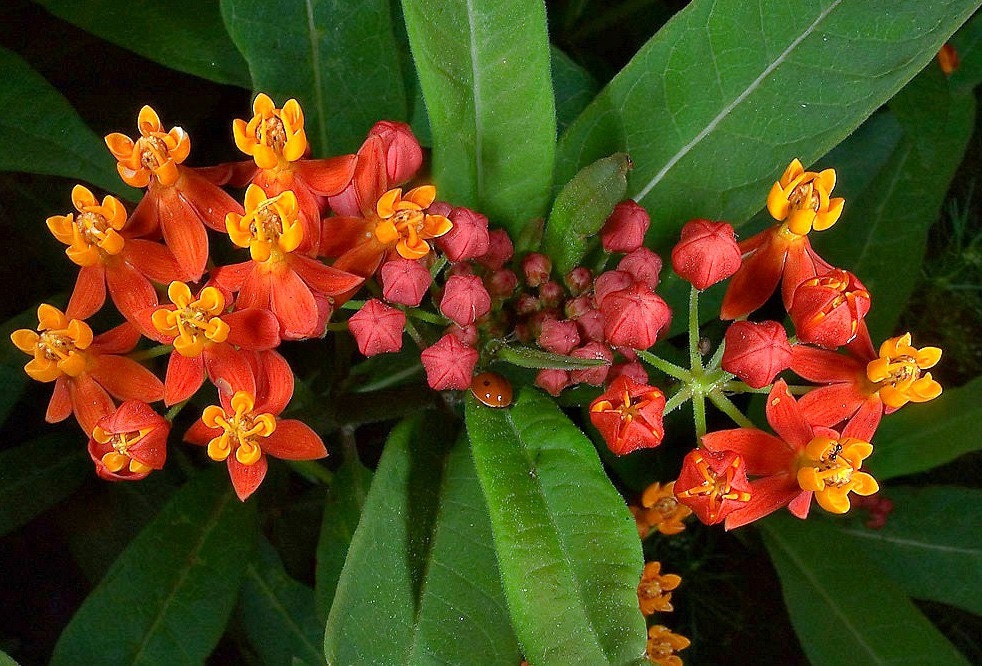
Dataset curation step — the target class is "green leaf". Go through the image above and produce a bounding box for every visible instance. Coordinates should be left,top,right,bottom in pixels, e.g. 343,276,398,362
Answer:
542,153,631,274
465,389,646,665
867,376,982,481
0,648,19,666
221,0,408,155
314,457,372,621
34,0,250,88
950,11,982,91
813,65,976,339
836,486,982,615
760,512,969,665
0,434,88,537
556,0,980,250
0,46,135,199
551,47,598,136
401,0,556,235
240,539,325,665
52,468,258,666
494,342,609,370
324,414,521,664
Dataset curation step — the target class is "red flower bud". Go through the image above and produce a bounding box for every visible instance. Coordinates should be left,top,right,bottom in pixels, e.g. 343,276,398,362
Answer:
564,266,593,295
368,120,423,186
535,368,571,396
440,274,491,326
88,400,169,482
522,253,552,287
670,219,741,290
601,200,650,253
721,320,790,388
575,308,605,343
348,298,406,356
789,269,870,349
515,293,541,316
594,270,634,306
570,341,613,386
618,247,663,290
601,283,672,350
427,200,453,217
537,318,580,355
674,448,752,525
608,360,649,385
447,323,480,347
486,269,518,299
589,375,665,455
538,281,564,309
477,229,514,270
438,207,490,262
421,333,479,390
565,295,593,319
380,257,431,306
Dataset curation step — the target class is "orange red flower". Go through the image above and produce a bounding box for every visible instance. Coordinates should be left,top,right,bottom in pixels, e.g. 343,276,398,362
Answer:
589,375,666,454
88,400,169,481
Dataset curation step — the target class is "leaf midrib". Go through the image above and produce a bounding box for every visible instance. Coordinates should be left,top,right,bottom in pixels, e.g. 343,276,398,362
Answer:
245,564,325,665
839,528,981,556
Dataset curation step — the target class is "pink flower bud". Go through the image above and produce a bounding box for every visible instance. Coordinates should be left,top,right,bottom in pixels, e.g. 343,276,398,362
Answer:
447,323,480,347
477,229,514,271
380,257,432,306
486,269,518,299
789,269,870,349
538,281,564,309
447,261,475,277
428,200,453,217
601,200,650,253
527,310,557,340
515,293,541,316
440,274,491,326
348,299,406,356
522,253,552,287
671,219,741,290
421,334,479,390
537,318,580,355
564,266,593,295
565,295,594,319
601,283,672,349
575,308,605,343
608,360,649,385
721,320,791,388
535,368,571,396
594,270,634,306
438,207,490,262
618,247,663,290
368,120,423,186
570,342,613,386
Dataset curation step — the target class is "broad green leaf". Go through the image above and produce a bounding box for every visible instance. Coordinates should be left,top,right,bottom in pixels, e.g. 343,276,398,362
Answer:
836,486,982,615
52,468,258,666
314,457,373,621
0,46,134,199
0,434,88,537
950,11,982,91
221,0,408,155
867,376,982,481
324,415,520,665
557,0,980,250
34,0,250,88
465,389,646,665
240,539,325,665
401,0,556,235
551,47,598,135
813,65,976,339
761,512,969,665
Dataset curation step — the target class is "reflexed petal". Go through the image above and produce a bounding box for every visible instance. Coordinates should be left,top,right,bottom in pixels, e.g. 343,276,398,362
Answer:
254,349,294,415
180,168,244,232
723,474,802,530
719,230,787,320
91,322,142,355
702,428,793,476
90,355,164,403
227,453,268,501
46,378,73,424
261,419,326,460
224,308,280,350
297,154,358,196
69,373,116,435
183,418,217,446
765,380,814,450
66,265,107,321
155,186,208,281
204,344,256,400
798,383,870,429
269,267,317,339
164,352,205,406
790,345,864,383
291,254,364,297
106,261,159,330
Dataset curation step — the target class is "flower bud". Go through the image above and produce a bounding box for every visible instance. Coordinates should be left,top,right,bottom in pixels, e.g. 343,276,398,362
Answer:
575,308,605,343
535,368,571,396
522,253,552,287
570,342,613,386
537,318,580,355
515,293,541,316
538,281,564,309
368,120,423,186
380,257,431,306
608,360,649,385
420,333,479,390
437,207,490,262
477,229,514,271
789,269,870,349
440,274,491,326
670,219,741,290
564,266,593,295
721,320,791,388
601,283,672,349
447,323,479,348
348,299,406,356
564,295,593,320
589,376,665,455
618,247,663,290
486,268,518,299
601,200,650,253
594,270,634,306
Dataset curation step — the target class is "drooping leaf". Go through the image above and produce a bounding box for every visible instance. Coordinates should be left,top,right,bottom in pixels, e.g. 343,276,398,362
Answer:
51,468,258,666
240,539,325,665
465,389,646,665
760,512,969,665
314,457,373,621
0,46,134,199
324,414,520,665
401,0,556,235
34,0,250,88
557,0,980,250
221,0,408,155
836,486,982,615
0,434,88,537
866,376,982,481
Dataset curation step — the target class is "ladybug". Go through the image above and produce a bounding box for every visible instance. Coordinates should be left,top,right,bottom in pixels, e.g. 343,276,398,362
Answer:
470,372,512,408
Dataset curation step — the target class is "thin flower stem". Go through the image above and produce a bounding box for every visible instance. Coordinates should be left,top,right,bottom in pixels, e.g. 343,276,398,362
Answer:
403,317,426,348
636,349,691,382
340,300,366,311
664,386,692,413
722,381,771,394
325,322,349,332
164,400,188,423
429,255,448,278
593,250,612,275
706,338,726,373
407,308,449,325
288,460,334,485
692,391,707,439
688,286,702,372
130,344,174,361
708,390,756,429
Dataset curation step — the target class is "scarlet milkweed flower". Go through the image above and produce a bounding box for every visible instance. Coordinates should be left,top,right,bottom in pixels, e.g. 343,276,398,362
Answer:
720,158,842,320
184,350,326,501
589,375,666,455
149,281,280,405
217,185,363,340
638,561,682,615
646,625,690,666
789,269,871,349
674,448,752,526
632,481,692,537
10,305,163,434
46,184,180,324
88,400,169,482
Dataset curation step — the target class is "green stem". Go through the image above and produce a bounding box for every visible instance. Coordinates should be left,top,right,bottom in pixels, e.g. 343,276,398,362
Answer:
429,255,448,278
636,349,691,382
593,250,612,275
340,300,366,311
407,308,449,325
692,391,707,439
130,344,174,361
705,338,726,373
708,390,756,429
325,322,349,332
664,386,691,413
688,286,702,372
403,317,426,348
164,400,188,422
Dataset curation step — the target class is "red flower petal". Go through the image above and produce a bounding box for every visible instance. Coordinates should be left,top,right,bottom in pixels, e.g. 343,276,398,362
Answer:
765,380,813,450
268,268,318,340
224,308,280,350
179,167,244,232
290,254,364,297
155,185,209,281
164,352,205,406
228,454,268,501
183,418,217,446
790,344,864,383
66,265,106,321
255,350,294,416
297,154,358,196
46,377,73,424
262,419,327,460
69,373,116,435
723,474,804,530
90,322,142,355
123,239,183,284
106,260,159,332
702,428,793,477
719,229,787,320
797,383,869,430
90,355,164,403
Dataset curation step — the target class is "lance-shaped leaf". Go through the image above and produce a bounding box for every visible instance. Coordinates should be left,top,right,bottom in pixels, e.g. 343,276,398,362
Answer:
401,0,556,235
556,0,980,250
324,415,520,664
760,512,969,665
34,0,250,87
493,342,609,370
465,389,646,665
51,468,258,665
542,153,631,274
0,46,133,199
221,0,408,155
836,486,982,616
